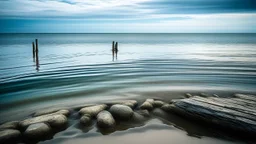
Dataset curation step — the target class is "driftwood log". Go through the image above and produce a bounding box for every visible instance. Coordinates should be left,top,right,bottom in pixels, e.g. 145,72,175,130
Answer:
163,94,256,135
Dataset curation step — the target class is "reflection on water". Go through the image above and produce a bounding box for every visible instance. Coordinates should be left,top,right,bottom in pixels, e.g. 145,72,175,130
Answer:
42,114,243,144
112,41,118,61
35,53,40,71
0,33,256,116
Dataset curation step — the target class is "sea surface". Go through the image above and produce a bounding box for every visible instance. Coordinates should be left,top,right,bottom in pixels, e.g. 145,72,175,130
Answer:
0,34,256,143
0,33,256,119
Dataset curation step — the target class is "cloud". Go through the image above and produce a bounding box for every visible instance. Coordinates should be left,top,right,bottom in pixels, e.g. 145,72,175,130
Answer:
0,0,153,18
0,0,255,33
1,0,255,19
141,0,256,14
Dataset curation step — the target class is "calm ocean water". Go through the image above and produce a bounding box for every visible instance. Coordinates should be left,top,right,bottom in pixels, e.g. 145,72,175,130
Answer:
0,33,256,121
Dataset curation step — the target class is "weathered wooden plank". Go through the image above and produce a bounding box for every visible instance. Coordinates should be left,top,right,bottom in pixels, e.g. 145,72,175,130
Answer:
168,97,256,134
232,98,256,107
177,98,256,121
209,97,256,110
191,96,256,117
234,94,256,102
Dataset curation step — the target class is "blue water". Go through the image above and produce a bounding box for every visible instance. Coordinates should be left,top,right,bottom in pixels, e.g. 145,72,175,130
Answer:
0,33,256,120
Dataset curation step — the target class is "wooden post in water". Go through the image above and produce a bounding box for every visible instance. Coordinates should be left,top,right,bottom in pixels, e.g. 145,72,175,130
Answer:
112,41,115,61
35,39,39,71
35,39,38,52
115,42,118,52
35,39,39,60
112,41,115,52
115,42,118,60
32,42,35,59
36,52,39,71
35,40,38,59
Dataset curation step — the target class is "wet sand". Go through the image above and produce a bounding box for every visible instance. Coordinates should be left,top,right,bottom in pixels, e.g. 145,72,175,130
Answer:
1,92,256,143
41,119,239,144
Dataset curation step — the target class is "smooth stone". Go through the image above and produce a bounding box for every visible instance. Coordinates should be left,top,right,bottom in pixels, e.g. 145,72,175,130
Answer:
121,100,138,108
79,104,107,117
109,104,134,120
19,114,67,129
212,94,219,97
34,109,70,117
34,108,69,117
146,99,154,104
0,129,21,143
161,104,174,112
213,94,219,97
72,104,95,111
24,123,51,139
185,93,193,98
80,115,92,126
53,110,70,116
136,110,150,117
153,100,164,107
45,115,68,128
97,111,115,128
106,100,138,108
200,93,211,97
0,121,19,130
140,101,153,110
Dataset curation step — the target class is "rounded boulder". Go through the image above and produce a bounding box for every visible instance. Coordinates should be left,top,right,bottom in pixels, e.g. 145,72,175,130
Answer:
109,104,134,120
46,114,68,128
153,100,164,107
0,121,19,130
19,114,68,129
24,123,51,139
140,101,153,110
97,111,115,128
80,115,92,126
161,104,174,112
0,129,21,143
79,104,107,117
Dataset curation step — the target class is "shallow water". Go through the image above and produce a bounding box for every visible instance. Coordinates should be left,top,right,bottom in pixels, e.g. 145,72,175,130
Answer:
0,33,256,143
41,119,239,144
1,34,256,109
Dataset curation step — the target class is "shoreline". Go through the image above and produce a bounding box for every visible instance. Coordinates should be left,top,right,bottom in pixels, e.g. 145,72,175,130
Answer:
1,92,256,143
1,89,256,124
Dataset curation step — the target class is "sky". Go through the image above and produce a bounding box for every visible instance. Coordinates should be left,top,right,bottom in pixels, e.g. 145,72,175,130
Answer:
0,0,256,33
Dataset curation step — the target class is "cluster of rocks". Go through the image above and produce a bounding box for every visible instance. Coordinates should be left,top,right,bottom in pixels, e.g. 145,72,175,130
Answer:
139,98,165,110
78,99,158,129
1,93,256,143
0,99,164,143
0,108,70,144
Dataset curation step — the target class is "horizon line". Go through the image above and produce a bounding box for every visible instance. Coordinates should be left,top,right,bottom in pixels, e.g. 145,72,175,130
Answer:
1,32,256,34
